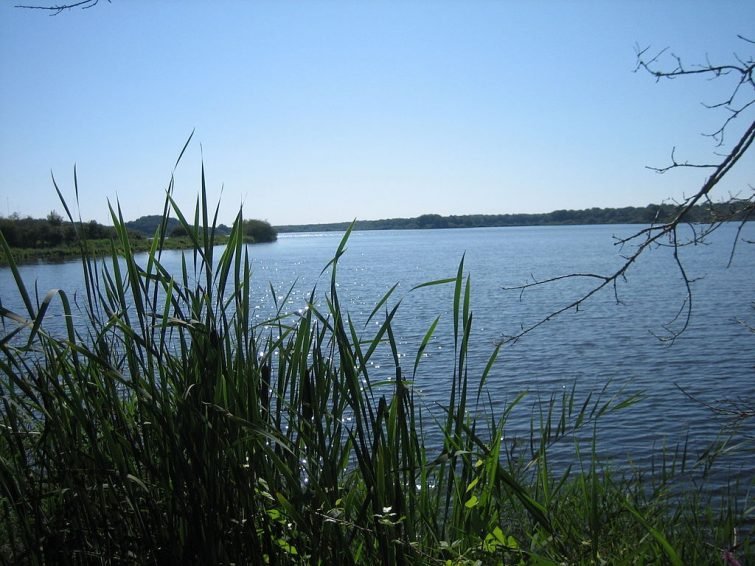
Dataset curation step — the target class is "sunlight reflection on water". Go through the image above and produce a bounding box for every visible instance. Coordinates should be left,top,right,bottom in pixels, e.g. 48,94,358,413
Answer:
1,224,753,491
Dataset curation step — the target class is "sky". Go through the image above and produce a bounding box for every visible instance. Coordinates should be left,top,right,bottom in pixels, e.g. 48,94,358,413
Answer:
0,1,753,226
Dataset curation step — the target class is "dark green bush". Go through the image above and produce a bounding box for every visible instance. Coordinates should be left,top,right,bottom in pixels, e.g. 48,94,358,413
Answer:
244,218,277,243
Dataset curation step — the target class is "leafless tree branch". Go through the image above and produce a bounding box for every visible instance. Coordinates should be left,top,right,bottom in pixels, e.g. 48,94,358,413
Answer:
502,39,754,346
635,39,754,146
646,146,719,173
14,0,108,15
675,383,755,429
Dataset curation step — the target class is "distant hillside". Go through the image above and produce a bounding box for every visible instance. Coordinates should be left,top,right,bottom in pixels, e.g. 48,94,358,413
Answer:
275,203,751,233
125,215,232,237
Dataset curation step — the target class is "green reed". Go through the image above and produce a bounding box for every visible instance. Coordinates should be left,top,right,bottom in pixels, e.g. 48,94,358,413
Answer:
0,160,750,564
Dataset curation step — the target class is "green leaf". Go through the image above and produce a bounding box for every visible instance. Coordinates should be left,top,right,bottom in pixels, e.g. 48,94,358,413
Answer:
623,499,682,566
276,539,298,555
410,277,456,291
413,315,440,378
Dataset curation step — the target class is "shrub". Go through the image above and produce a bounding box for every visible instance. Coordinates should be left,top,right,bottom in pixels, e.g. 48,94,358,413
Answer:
244,218,277,243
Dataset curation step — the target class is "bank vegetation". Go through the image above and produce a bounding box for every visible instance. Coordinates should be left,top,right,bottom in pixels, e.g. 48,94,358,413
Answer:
0,180,750,564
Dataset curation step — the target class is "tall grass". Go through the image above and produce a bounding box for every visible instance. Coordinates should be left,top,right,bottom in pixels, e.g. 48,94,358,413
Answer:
0,163,751,564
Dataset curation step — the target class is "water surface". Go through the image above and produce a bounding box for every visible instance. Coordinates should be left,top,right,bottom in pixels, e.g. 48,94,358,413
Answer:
1,224,753,488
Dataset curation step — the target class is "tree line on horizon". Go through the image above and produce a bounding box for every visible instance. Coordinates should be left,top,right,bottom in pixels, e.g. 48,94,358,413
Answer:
275,202,753,233
0,211,130,249
0,202,747,249
0,212,277,250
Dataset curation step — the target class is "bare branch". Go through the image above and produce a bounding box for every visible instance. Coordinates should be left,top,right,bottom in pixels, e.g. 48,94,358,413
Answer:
635,39,754,147
14,0,108,15
675,383,755,426
502,115,754,345
703,99,755,146
646,147,719,173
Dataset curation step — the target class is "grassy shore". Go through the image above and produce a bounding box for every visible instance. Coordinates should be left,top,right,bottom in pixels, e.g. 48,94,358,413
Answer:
0,175,751,564
0,234,230,265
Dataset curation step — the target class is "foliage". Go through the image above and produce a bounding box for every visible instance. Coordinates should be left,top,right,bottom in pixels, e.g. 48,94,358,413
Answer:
125,214,231,238
243,218,277,243
0,164,750,564
0,212,140,250
275,202,752,233
0,211,268,264
169,224,189,237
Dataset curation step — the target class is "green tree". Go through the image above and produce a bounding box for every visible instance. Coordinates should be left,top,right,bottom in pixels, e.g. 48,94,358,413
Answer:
170,225,188,238
417,214,449,229
243,219,277,243
46,210,63,226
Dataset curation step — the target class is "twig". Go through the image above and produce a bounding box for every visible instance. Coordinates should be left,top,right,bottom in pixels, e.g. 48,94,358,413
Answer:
14,0,108,15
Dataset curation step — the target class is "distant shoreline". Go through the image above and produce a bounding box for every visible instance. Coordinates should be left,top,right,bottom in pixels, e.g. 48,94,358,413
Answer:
0,214,276,265
0,236,232,266
2,202,748,265
274,202,748,233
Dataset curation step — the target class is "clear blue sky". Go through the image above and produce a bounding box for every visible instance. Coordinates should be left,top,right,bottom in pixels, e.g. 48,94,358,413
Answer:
0,1,752,226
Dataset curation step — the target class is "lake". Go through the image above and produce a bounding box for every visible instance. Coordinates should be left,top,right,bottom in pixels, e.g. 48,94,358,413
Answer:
1,223,753,490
